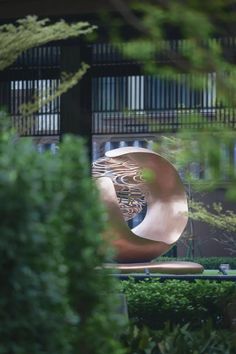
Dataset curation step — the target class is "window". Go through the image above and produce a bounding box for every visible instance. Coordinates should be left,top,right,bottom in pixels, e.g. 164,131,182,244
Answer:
10,79,59,135
144,73,216,111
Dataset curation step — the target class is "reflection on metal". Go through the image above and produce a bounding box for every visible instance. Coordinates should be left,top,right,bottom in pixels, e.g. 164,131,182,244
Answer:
104,261,204,275
93,153,147,221
92,147,188,263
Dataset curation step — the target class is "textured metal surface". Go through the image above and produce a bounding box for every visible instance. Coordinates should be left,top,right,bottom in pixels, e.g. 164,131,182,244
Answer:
93,147,188,263
93,155,146,221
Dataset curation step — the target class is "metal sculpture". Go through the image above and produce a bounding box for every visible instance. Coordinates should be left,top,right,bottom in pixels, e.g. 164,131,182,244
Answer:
92,146,189,263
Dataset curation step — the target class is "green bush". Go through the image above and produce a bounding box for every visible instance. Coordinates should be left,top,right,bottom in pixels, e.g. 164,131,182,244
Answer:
157,256,236,269
122,279,236,330
121,322,236,354
0,127,124,354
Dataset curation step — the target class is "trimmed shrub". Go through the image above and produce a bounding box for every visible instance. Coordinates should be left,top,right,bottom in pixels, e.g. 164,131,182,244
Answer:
121,279,236,330
157,256,236,269
0,127,124,354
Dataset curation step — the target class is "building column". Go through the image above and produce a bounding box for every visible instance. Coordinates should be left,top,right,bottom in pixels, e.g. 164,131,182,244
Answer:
60,40,92,159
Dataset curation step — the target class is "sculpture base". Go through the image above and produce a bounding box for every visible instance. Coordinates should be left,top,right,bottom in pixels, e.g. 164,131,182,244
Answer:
104,261,204,275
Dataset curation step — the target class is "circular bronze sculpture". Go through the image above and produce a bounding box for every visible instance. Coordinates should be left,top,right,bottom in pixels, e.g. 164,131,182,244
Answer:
92,147,203,274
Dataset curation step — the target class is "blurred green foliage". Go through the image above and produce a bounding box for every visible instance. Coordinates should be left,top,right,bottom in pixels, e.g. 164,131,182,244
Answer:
0,123,124,354
121,321,236,354
108,0,236,199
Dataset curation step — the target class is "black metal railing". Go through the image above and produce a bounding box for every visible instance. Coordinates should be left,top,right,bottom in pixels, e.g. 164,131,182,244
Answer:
0,45,60,136
90,39,236,135
0,38,235,137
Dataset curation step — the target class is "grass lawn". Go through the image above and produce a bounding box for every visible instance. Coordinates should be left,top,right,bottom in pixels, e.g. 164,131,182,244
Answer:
203,269,236,276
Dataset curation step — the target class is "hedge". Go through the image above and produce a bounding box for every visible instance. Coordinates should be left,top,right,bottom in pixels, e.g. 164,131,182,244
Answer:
121,279,236,330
